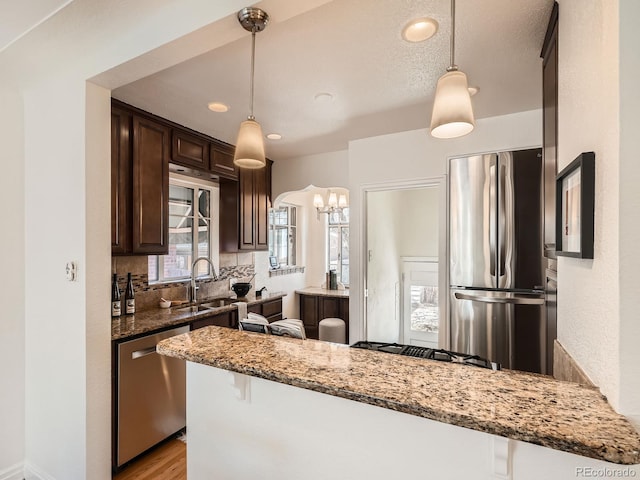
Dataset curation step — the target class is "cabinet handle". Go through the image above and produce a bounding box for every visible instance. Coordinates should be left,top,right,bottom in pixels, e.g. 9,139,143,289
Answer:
214,163,234,172
454,292,544,305
131,346,157,359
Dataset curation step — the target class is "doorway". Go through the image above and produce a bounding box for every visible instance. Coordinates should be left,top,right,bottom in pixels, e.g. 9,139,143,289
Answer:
364,179,446,345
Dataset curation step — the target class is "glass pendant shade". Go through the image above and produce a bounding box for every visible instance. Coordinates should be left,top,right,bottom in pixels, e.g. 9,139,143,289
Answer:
430,70,475,139
233,118,266,169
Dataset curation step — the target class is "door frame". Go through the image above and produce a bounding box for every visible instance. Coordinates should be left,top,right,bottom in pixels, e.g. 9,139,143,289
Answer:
361,176,449,347
400,256,441,347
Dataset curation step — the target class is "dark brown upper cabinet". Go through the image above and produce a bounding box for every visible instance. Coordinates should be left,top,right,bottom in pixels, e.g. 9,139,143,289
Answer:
111,106,132,255
131,115,170,254
171,130,209,170
210,146,238,180
220,160,272,252
112,99,272,255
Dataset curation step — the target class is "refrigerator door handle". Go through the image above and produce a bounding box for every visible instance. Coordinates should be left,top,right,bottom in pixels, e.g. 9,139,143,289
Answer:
498,163,506,278
454,292,544,305
489,162,497,278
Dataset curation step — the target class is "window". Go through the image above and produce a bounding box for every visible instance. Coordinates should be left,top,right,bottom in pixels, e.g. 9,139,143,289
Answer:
328,208,349,285
269,205,296,267
148,177,217,283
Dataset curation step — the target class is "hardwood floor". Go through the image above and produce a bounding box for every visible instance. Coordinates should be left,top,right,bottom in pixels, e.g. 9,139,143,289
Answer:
114,439,186,480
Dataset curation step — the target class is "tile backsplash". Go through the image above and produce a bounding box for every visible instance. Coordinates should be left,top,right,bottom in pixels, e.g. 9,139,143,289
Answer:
112,253,255,312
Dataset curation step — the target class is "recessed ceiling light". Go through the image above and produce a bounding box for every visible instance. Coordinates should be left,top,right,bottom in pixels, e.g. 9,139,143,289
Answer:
208,102,229,113
468,86,480,96
402,17,438,43
266,133,282,140
314,92,334,103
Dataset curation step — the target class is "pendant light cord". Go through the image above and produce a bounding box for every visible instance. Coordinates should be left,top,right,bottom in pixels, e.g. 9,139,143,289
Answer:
448,0,457,72
249,29,256,120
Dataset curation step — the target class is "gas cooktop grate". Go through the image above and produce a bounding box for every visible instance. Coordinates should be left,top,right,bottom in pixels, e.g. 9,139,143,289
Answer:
401,345,432,358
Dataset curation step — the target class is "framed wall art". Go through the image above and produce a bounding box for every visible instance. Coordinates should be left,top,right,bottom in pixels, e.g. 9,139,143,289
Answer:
555,151,595,258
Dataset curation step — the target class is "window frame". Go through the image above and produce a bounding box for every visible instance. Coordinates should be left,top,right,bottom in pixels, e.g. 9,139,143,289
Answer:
269,204,297,268
148,174,218,284
327,208,349,286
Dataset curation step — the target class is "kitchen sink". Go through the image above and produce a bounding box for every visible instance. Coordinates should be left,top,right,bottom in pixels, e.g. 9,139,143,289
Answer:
200,298,238,308
175,304,215,313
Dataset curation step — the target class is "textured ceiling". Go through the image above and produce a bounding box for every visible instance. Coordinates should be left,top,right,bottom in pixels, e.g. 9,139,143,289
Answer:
113,0,554,160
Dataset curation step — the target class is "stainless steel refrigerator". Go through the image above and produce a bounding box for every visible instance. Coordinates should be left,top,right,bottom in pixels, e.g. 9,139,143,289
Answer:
449,149,547,374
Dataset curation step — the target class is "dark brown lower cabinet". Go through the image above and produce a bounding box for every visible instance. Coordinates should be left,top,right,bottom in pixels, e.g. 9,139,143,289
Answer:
190,298,283,331
299,294,349,342
191,311,236,330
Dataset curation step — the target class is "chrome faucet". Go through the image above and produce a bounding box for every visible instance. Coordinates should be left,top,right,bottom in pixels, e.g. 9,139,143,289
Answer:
190,257,219,304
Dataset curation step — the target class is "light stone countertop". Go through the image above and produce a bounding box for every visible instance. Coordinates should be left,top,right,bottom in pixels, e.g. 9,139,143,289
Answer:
295,286,349,298
111,292,286,341
157,326,640,465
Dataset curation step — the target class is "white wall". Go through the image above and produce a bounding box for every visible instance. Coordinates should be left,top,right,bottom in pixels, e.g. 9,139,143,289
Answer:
272,150,348,199
618,0,640,422
556,0,640,419
348,110,543,342
0,85,26,480
187,364,640,480
0,1,255,478
555,0,624,410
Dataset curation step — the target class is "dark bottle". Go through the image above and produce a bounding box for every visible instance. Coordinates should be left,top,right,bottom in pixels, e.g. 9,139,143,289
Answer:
125,272,135,315
111,274,121,318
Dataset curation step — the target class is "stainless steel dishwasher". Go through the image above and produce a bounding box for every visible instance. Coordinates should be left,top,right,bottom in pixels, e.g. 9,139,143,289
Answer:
116,325,188,467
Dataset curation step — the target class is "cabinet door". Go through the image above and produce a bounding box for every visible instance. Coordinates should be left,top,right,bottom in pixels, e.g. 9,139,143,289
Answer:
254,163,270,250
171,130,209,169
210,146,238,180
132,115,170,254
191,312,232,330
319,297,341,320
262,298,283,322
219,161,272,252
299,295,319,340
111,107,132,254
239,169,257,250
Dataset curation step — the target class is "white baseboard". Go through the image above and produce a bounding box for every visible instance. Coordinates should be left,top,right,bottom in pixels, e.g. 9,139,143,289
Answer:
0,462,24,480
23,462,56,480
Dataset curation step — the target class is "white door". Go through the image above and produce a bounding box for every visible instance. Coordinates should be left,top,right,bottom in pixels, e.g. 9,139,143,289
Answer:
402,259,440,348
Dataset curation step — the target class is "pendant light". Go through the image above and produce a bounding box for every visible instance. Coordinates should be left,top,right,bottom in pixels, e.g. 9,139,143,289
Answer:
233,7,269,169
430,0,475,139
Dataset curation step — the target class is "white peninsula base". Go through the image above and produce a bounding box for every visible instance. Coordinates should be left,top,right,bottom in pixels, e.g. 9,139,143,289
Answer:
186,363,639,480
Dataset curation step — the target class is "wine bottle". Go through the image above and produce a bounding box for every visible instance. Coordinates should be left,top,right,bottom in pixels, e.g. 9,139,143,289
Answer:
111,274,121,318
125,272,135,315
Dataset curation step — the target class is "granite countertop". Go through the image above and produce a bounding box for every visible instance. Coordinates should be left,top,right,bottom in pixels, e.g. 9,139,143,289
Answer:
111,292,286,341
295,286,349,298
157,326,640,465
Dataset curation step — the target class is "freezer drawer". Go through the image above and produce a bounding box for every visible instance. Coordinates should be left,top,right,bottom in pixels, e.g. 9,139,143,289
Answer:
116,326,188,467
450,289,546,373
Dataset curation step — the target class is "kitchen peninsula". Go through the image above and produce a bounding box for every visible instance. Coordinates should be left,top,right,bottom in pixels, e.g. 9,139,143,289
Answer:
158,327,640,480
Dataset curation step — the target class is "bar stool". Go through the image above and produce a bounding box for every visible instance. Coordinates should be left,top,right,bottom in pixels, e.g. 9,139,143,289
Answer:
318,318,346,344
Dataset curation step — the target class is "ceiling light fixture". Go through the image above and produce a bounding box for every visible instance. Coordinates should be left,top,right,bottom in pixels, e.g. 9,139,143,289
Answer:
402,17,438,43
208,102,229,113
430,0,475,139
233,7,269,169
266,133,282,140
313,191,348,220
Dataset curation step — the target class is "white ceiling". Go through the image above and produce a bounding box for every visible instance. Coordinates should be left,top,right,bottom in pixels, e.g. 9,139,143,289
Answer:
0,0,73,52
111,0,553,161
